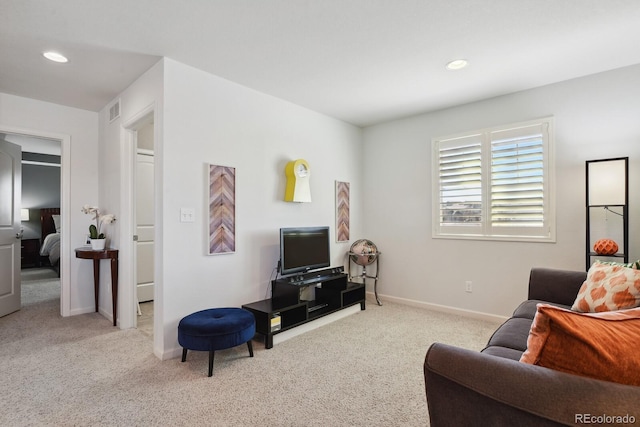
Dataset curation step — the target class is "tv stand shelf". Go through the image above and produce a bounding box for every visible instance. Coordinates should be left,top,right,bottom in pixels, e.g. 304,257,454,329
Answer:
242,269,365,349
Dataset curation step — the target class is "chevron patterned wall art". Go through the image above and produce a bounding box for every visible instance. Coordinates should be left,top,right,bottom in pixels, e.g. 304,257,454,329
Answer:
336,181,350,242
209,164,236,254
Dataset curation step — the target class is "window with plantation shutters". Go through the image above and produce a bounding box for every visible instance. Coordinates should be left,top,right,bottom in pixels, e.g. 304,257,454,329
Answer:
437,134,483,227
432,118,555,242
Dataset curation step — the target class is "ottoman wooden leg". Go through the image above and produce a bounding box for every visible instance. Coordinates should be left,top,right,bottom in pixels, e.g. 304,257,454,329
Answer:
247,340,254,357
208,350,215,377
181,348,188,362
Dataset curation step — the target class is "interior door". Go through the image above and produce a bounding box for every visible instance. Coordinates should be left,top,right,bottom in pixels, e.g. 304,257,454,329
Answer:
0,139,22,317
136,152,154,302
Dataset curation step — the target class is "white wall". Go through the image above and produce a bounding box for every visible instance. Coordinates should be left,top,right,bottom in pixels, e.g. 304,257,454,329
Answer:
99,59,164,354
362,64,640,318
159,58,363,358
101,58,363,358
0,92,99,315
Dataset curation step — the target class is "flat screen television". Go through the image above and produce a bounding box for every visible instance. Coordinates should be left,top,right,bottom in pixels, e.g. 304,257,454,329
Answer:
280,226,331,276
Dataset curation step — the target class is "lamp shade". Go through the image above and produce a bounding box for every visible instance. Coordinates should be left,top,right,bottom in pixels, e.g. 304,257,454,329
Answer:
587,159,626,205
20,208,29,221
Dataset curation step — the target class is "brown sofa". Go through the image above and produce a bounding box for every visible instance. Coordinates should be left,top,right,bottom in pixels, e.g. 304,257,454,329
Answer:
424,268,640,426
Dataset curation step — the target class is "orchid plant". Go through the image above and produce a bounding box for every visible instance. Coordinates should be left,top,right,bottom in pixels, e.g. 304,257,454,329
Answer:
81,205,116,239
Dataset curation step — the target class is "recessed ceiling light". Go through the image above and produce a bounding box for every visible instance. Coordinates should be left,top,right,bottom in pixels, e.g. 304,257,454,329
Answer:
446,59,468,70
43,51,69,63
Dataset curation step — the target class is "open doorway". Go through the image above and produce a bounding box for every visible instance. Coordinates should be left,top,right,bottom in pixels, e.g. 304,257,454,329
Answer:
0,132,63,310
134,120,155,339
118,105,160,354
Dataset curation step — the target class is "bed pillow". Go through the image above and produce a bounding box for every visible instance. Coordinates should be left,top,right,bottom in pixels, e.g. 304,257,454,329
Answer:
52,214,61,233
520,303,640,386
571,261,640,312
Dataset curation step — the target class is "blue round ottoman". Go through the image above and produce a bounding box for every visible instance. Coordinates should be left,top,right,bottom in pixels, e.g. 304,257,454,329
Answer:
178,307,256,377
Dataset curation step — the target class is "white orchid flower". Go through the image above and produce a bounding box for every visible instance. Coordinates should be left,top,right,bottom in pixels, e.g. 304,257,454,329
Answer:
81,204,98,214
82,205,116,239
101,214,116,224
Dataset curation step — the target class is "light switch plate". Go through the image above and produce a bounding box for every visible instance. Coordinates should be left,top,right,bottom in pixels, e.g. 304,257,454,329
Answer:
180,208,195,223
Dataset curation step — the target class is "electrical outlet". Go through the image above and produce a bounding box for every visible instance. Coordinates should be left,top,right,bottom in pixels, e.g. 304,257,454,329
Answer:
465,281,473,293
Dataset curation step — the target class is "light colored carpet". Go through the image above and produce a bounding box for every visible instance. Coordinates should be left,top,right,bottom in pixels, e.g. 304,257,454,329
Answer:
1,282,502,426
21,267,60,306
137,301,154,338
21,267,60,281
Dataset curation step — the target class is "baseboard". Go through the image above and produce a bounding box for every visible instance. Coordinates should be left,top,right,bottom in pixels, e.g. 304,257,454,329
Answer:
367,291,508,323
162,346,184,361
68,306,100,317
161,304,364,360
159,296,503,361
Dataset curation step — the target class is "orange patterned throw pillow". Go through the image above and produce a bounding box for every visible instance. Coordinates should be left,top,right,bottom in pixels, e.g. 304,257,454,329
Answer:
593,238,618,255
571,261,640,312
520,304,640,386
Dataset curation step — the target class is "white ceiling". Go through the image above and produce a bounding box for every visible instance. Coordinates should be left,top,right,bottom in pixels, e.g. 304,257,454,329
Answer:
2,1,640,127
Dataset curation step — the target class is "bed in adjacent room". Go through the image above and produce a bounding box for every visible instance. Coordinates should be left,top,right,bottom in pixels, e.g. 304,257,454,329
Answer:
39,208,61,276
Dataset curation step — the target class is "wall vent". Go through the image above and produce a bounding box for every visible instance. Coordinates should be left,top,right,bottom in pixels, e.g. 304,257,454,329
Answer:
109,100,121,122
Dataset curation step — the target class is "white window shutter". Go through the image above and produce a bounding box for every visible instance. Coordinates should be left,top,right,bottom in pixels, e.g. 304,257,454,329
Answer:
432,118,554,242
490,123,546,229
435,135,483,233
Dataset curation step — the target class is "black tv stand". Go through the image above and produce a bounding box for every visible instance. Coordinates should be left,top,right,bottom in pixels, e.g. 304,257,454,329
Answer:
242,267,366,349
307,303,329,312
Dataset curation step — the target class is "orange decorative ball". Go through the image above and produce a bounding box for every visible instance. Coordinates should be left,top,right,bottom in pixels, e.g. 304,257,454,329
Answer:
593,239,619,255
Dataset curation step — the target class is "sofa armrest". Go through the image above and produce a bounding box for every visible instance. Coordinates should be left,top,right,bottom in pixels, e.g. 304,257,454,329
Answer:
528,268,586,306
424,343,640,427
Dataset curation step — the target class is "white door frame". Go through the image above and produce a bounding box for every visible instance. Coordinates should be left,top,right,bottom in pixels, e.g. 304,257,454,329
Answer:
0,125,71,317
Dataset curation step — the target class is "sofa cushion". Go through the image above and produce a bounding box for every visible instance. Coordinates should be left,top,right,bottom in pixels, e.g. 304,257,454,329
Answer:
571,261,640,312
484,317,532,353
512,300,571,320
520,303,640,386
481,345,524,361
511,300,543,320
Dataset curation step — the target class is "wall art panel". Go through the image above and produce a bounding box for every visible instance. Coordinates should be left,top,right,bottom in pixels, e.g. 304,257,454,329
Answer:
209,164,236,254
336,181,350,242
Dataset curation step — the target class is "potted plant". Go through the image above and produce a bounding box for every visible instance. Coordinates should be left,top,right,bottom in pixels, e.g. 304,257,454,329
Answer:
82,205,116,250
